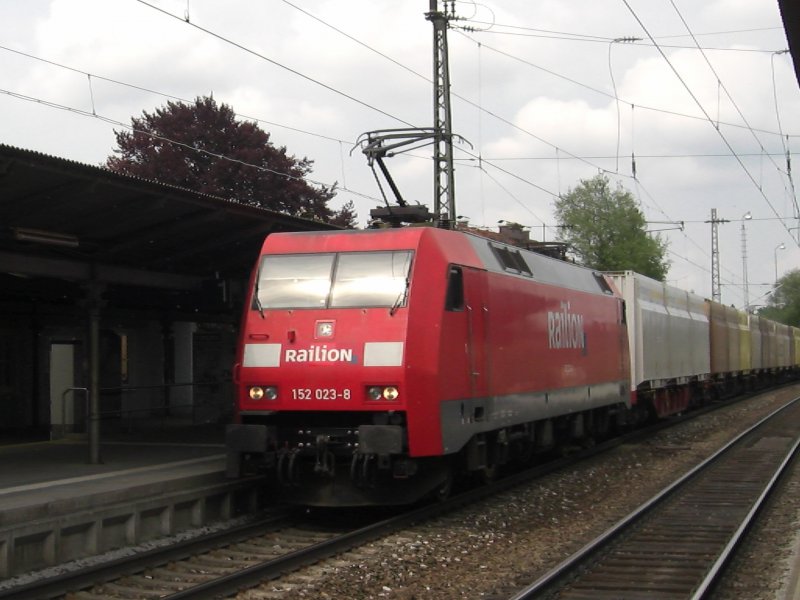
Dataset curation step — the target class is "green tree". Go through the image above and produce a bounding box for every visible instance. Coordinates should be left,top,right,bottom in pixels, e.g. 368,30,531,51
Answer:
554,174,669,280
758,269,800,326
107,96,353,225
329,199,358,229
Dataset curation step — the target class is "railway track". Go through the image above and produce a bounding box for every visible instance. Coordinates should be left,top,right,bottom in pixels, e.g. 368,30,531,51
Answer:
2,392,788,599
4,473,543,599
0,510,294,600
509,396,800,600
0,424,659,599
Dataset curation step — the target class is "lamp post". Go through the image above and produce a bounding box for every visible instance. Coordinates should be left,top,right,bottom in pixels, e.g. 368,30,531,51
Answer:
774,242,786,282
741,211,752,311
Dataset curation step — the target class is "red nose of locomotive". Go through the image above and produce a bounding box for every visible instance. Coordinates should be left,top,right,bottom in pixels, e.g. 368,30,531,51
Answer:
238,313,406,412
237,247,413,413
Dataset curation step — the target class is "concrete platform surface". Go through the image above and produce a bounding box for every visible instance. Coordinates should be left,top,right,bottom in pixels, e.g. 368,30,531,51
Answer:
0,432,263,578
0,438,225,490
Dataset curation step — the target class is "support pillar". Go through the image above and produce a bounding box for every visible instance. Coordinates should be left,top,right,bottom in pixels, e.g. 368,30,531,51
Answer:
82,283,106,464
162,319,175,417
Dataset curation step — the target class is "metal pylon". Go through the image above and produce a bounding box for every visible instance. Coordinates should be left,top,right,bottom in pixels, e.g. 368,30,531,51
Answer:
426,0,456,229
706,208,729,303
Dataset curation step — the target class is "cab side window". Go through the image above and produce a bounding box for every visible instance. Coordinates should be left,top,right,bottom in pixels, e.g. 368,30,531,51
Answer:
445,265,464,311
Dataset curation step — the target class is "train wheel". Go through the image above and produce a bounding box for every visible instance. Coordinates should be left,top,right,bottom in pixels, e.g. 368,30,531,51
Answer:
515,440,535,465
479,463,498,484
435,474,452,502
433,466,454,502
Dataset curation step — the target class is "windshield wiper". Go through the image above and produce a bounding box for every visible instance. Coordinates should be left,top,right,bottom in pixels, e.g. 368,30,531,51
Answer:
389,278,410,316
253,280,265,319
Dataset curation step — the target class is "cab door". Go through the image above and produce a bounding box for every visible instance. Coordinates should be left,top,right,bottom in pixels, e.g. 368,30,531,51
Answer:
462,267,489,398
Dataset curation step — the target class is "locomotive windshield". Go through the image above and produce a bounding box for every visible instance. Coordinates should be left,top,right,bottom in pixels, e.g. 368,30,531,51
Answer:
255,250,413,310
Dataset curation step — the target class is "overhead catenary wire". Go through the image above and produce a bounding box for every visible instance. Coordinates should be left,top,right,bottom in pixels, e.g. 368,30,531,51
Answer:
463,136,747,294
771,50,799,220
631,176,746,289
447,22,791,270
132,0,800,242
666,0,799,220
273,2,787,297
2,39,566,230
620,0,797,243
6,39,792,172
458,152,796,160
458,20,786,54
278,1,796,141
274,0,799,185
122,3,632,227
272,3,639,195
2,2,793,301
0,45,352,146
454,18,782,40
0,87,383,208
133,0,418,129
455,33,796,139
608,37,640,174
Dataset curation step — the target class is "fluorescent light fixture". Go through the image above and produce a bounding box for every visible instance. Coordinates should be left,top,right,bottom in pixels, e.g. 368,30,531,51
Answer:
13,227,79,248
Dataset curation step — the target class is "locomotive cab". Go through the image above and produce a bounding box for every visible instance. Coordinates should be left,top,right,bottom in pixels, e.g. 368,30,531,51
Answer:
227,230,453,506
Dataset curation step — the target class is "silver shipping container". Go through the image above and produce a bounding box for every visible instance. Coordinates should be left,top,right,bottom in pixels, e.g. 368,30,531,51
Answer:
608,271,710,391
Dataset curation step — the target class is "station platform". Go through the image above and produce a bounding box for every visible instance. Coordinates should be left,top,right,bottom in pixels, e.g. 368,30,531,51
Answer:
0,427,264,579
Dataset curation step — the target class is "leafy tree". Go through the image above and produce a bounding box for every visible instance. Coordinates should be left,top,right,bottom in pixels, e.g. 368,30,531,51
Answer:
554,174,669,280
107,96,353,225
328,200,358,229
758,269,800,326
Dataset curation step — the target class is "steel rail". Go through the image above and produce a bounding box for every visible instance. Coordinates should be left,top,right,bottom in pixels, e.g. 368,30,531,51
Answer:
1,390,779,599
0,422,652,600
152,398,763,599
0,509,288,600
508,395,800,600
691,432,800,598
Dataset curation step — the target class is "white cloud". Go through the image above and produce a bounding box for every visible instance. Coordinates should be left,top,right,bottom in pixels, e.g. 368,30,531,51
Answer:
0,0,797,303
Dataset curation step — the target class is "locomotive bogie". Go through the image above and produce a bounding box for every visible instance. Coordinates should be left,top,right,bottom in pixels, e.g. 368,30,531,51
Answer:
438,381,627,455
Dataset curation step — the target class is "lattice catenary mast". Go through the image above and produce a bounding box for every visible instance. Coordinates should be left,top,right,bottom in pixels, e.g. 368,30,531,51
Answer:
706,208,729,303
426,0,457,228
360,1,464,228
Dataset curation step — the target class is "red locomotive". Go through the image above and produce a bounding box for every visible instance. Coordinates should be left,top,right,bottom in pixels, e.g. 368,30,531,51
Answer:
226,227,632,506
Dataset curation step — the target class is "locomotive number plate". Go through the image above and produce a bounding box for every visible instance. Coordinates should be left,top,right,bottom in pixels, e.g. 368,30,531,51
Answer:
291,388,352,401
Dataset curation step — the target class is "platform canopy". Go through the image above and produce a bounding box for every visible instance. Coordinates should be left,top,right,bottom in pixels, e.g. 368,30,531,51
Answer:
0,144,338,316
778,0,800,87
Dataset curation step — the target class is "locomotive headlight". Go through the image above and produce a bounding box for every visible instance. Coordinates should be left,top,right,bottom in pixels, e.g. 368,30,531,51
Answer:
248,386,277,401
366,386,399,401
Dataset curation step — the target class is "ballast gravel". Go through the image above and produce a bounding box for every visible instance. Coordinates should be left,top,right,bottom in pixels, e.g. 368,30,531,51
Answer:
238,385,800,600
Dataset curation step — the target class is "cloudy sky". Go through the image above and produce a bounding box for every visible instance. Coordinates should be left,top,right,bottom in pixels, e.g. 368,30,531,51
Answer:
1,0,798,307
